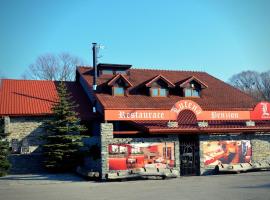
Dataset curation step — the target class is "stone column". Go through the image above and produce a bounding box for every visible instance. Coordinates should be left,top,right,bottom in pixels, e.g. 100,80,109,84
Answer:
3,116,10,134
100,123,113,180
168,135,180,176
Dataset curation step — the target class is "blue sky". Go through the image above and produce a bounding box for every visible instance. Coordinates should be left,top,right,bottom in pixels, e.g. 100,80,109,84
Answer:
0,0,269,81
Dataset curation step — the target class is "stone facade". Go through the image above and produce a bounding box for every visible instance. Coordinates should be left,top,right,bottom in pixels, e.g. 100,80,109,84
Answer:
99,123,180,180
199,133,270,175
249,134,270,163
3,116,270,177
5,116,49,154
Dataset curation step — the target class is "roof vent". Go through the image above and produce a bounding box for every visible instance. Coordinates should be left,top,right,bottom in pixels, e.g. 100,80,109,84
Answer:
246,121,255,127
167,121,178,128
198,121,208,128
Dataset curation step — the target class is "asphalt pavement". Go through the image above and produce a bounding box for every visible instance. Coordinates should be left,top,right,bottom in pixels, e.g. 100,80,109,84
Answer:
0,171,270,200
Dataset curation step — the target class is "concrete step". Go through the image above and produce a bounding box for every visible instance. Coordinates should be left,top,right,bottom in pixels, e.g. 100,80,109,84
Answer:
216,160,270,173
106,168,179,180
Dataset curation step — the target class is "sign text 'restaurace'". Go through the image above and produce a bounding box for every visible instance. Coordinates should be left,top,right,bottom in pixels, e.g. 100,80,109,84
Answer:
118,111,165,119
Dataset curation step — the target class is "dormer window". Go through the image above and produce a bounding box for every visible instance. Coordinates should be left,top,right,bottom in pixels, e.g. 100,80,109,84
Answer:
107,74,133,96
115,70,127,75
102,69,113,75
113,86,125,96
145,75,175,97
151,87,168,97
177,76,208,98
184,88,199,97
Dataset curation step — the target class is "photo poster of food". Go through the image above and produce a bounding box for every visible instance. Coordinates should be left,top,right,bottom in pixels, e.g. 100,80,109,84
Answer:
202,140,252,166
108,142,175,170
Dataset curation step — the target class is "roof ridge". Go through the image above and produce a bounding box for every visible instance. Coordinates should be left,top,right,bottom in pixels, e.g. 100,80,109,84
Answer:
1,78,55,82
77,65,207,74
131,67,207,73
1,79,77,85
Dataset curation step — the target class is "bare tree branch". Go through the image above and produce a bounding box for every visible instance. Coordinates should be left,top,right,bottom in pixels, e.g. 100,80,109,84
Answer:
229,70,270,101
22,53,84,81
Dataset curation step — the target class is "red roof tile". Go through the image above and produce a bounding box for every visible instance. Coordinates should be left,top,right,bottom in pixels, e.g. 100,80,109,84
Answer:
77,66,258,110
0,79,95,120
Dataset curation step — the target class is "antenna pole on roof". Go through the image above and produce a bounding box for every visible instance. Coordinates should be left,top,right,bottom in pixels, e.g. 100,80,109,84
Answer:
92,42,98,90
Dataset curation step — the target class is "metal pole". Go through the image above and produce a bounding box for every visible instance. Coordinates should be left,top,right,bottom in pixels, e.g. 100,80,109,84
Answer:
92,42,97,90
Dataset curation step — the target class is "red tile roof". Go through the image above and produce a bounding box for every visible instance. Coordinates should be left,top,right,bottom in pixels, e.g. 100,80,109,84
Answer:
77,66,258,110
0,79,95,120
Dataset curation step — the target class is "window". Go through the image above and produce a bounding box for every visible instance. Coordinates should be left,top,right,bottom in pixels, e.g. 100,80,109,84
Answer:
185,88,200,97
115,70,127,75
113,87,125,96
159,88,167,96
102,69,113,75
151,88,168,97
152,88,159,96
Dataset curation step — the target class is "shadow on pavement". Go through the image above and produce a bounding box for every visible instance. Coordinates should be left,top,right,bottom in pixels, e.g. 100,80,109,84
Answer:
0,173,84,182
238,183,270,189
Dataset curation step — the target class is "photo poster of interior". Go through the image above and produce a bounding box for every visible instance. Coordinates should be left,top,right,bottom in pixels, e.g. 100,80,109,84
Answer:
202,140,252,166
108,143,175,170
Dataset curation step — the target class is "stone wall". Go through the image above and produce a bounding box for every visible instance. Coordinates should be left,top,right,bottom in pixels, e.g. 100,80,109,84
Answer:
199,133,270,175
99,123,180,180
249,134,270,163
5,116,49,154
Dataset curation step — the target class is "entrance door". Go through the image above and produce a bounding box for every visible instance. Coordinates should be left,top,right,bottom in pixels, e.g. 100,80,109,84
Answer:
179,138,199,176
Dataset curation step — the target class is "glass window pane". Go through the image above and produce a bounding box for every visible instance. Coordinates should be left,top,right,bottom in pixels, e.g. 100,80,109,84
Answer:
114,87,124,95
193,89,199,97
152,88,159,96
103,70,113,74
185,88,192,97
159,88,167,96
115,70,126,74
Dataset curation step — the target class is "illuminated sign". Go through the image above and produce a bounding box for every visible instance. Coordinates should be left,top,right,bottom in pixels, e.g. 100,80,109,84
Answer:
171,100,202,115
104,100,270,121
251,102,270,120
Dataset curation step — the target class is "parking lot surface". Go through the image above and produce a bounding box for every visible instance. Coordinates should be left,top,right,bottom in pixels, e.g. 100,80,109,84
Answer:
0,171,270,200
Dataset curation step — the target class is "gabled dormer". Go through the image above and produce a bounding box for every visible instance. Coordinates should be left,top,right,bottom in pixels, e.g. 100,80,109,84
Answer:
176,76,208,97
145,75,175,97
107,74,133,96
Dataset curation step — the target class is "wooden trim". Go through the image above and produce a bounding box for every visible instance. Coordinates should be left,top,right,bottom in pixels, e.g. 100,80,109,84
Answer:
179,76,208,88
107,74,133,87
145,74,175,88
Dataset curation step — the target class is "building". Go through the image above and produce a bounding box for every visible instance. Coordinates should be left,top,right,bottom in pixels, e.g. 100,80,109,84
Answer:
1,58,270,178
0,80,97,173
